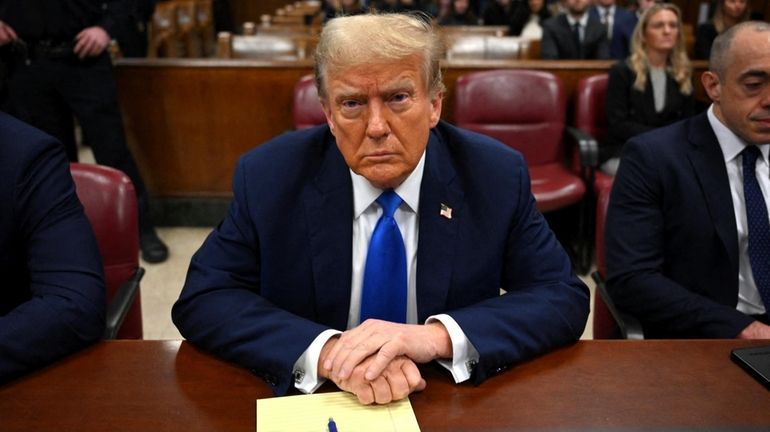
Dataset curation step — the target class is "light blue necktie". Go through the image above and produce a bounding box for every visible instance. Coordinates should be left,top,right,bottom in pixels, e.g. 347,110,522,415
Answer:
360,190,407,323
742,146,770,308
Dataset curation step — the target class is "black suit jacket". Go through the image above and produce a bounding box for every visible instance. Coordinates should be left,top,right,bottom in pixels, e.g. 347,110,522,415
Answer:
603,61,695,163
0,112,105,383
606,112,755,338
540,13,609,60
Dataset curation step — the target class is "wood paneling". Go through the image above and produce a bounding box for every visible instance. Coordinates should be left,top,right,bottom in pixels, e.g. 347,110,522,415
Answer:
230,0,297,29
115,59,313,197
114,58,709,199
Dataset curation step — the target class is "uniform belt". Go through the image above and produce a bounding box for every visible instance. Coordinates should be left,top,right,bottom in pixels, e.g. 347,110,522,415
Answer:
27,39,76,60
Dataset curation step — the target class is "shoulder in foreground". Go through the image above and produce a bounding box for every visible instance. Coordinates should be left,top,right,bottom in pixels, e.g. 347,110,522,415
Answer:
0,112,56,154
434,121,524,166
0,112,62,163
239,124,332,165
627,113,702,150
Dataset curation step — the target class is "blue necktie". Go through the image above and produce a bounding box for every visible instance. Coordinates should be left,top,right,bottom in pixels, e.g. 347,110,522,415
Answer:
360,190,407,323
742,146,770,308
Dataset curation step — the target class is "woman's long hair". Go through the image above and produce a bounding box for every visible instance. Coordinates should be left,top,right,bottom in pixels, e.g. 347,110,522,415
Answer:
628,3,692,95
712,0,751,33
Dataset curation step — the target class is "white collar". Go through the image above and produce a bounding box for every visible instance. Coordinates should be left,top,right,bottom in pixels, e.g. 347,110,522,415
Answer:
351,151,425,218
708,104,770,164
567,12,589,27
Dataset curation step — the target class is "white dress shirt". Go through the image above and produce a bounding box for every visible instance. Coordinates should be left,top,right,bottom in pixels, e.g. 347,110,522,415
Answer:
293,151,480,393
708,105,769,315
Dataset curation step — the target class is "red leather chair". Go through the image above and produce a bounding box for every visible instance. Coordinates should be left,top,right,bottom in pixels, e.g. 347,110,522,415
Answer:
574,73,613,194
454,69,592,212
292,74,326,130
454,70,595,273
71,163,144,339
590,177,643,339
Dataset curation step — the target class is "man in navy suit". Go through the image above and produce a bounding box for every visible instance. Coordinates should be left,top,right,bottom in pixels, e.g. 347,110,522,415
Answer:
172,13,589,405
589,0,637,59
541,0,610,59
0,112,105,383
606,21,770,339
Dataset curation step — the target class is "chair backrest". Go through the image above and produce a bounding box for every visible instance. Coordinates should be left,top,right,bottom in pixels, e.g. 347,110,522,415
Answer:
454,69,566,166
70,163,143,339
293,74,326,130
592,176,616,339
574,74,609,143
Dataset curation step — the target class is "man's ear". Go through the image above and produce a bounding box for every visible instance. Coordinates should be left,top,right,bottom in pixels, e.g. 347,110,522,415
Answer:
320,100,335,133
701,71,721,103
429,91,444,128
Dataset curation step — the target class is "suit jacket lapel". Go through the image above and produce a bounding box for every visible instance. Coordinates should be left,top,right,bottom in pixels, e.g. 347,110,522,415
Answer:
416,128,465,321
686,113,739,271
558,15,579,58
303,132,353,330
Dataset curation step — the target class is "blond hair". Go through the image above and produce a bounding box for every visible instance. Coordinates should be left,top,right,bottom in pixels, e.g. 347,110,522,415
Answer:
313,13,446,100
628,3,692,95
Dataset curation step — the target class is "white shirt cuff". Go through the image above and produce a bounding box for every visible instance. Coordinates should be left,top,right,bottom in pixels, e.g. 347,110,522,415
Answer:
292,329,341,394
426,314,480,383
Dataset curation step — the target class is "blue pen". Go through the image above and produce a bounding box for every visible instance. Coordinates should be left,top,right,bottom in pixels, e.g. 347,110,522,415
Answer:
328,417,338,432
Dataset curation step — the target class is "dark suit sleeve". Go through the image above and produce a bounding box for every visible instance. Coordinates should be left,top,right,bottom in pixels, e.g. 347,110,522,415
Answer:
99,0,138,37
446,155,590,382
605,138,753,337
172,157,331,396
540,20,560,59
606,63,656,147
0,140,105,383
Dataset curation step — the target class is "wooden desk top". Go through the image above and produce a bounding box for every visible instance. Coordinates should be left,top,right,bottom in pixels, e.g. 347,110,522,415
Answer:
1,340,768,431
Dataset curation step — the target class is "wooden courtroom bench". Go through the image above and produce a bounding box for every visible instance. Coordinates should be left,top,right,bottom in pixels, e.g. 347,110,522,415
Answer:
113,58,709,223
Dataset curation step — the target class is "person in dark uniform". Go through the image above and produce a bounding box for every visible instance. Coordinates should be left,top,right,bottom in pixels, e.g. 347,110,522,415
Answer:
0,0,169,263
111,0,156,57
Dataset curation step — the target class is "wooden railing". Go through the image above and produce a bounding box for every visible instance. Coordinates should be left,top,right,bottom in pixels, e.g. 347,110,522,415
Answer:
114,58,709,199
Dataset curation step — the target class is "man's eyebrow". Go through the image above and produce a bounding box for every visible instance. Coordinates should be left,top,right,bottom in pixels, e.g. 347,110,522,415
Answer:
738,69,770,80
381,80,416,94
333,87,363,103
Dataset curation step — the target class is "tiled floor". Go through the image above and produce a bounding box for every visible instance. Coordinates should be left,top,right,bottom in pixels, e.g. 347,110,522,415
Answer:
139,227,210,339
140,227,597,340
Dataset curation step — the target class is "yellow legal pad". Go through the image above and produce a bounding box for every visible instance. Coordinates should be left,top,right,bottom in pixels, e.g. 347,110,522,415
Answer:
256,391,421,432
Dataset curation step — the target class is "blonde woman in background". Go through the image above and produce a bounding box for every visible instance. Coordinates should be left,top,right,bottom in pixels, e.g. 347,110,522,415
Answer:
601,3,694,175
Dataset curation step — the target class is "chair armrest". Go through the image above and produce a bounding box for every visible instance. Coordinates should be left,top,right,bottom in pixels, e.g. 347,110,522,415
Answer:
104,267,145,340
591,271,645,340
565,126,599,168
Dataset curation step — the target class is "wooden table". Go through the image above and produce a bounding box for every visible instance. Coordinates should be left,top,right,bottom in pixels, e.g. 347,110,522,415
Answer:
1,340,768,431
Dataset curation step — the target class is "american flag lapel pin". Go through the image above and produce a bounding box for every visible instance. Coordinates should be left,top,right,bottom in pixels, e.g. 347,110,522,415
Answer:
440,203,453,219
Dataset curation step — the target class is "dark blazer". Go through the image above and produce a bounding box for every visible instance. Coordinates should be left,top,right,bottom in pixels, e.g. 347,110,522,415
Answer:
589,5,637,60
0,112,105,383
482,0,530,36
603,61,695,163
694,21,718,60
540,13,610,59
172,121,590,395
606,112,755,338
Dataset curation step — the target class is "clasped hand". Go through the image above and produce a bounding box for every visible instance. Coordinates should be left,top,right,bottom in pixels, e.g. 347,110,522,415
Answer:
318,319,452,404
74,26,110,59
